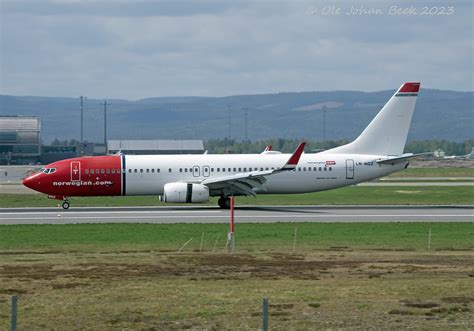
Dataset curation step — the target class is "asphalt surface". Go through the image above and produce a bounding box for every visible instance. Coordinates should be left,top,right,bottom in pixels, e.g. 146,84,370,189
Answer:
0,205,472,224
1,180,473,195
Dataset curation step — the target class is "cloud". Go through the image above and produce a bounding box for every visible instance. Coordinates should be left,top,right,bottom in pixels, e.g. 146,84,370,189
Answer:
1,0,472,99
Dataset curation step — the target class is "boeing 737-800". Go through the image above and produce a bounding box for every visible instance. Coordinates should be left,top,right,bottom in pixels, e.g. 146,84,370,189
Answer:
23,82,423,209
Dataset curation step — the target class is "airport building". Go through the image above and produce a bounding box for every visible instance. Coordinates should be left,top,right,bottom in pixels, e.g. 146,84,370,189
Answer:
107,140,205,155
0,116,41,165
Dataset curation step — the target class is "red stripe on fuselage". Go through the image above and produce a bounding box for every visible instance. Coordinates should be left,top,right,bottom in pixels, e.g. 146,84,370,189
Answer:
26,155,122,197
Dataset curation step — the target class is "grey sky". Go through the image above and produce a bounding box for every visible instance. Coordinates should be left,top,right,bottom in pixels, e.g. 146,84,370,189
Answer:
1,0,472,99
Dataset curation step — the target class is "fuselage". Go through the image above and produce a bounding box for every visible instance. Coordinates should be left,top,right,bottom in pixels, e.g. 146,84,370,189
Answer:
22,81,421,209
23,152,407,198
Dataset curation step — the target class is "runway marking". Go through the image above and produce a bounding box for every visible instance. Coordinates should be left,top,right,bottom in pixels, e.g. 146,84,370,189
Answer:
3,214,473,221
0,210,223,215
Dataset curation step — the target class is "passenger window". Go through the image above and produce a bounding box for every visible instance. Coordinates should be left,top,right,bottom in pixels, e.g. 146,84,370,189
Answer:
90,169,94,174
308,167,311,171
233,168,236,172
260,168,264,171
106,169,110,174
211,168,214,172
238,168,241,172
168,168,172,172
319,167,322,171
313,167,317,171
111,169,115,174
184,168,187,173
128,169,132,173
329,167,332,171
228,168,232,172
303,167,306,171
85,169,89,174
179,168,182,172
324,167,327,171
298,167,301,171
146,169,150,173
266,167,269,170
101,169,105,174
140,169,143,173
151,169,155,173
243,168,247,172
222,168,225,172
157,169,160,173
134,169,137,173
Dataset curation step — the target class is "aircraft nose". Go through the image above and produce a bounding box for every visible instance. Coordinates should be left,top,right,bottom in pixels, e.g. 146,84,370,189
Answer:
22,173,41,192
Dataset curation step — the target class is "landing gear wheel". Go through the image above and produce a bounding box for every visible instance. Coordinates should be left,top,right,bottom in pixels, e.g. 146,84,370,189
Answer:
62,201,70,210
218,196,230,209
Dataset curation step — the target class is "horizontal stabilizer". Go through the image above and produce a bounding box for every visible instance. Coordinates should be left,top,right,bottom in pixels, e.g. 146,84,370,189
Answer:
376,152,432,165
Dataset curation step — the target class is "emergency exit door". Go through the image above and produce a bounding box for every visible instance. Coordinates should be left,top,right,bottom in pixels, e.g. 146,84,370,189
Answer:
346,159,354,179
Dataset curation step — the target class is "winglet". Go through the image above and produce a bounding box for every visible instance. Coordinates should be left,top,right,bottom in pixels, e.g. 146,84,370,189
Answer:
264,145,272,152
282,142,306,170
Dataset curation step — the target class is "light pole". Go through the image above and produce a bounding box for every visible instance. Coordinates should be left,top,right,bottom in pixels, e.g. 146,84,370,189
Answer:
79,96,87,143
103,100,108,147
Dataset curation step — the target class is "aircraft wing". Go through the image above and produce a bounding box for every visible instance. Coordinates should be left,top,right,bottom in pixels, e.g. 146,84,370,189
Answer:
376,152,433,165
200,142,306,196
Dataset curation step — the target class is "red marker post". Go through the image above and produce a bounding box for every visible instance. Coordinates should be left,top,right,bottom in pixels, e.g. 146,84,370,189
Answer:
227,196,235,253
230,196,235,232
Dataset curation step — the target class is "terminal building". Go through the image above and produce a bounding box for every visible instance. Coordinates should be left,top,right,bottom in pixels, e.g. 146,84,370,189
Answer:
107,140,205,155
0,116,41,165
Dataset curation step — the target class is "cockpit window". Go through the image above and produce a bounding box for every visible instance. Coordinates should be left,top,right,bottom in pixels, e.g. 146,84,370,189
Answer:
42,168,56,174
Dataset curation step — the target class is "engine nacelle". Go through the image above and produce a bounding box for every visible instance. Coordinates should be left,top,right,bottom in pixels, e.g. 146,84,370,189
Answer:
162,182,209,203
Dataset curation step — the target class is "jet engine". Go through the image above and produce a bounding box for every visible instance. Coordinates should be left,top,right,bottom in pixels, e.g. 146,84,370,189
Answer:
162,182,209,203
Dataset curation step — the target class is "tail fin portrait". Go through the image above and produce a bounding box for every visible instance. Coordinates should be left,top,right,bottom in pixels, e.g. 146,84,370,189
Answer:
325,82,420,156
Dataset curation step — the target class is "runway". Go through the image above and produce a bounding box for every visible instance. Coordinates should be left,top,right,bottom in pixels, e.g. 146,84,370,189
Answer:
0,205,473,224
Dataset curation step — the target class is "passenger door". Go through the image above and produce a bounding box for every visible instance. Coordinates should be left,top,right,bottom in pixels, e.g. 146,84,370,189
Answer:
70,161,81,181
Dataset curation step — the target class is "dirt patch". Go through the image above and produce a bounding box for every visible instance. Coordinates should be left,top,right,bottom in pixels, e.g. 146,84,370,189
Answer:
388,309,416,315
269,303,294,309
401,301,440,309
441,296,474,304
51,282,89,289
0,288,28,294
0,250,64,255
308,302,321,308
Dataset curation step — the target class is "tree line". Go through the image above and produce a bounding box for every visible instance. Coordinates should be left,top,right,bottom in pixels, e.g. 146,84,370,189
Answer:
205,138,474,156
48,137,474,156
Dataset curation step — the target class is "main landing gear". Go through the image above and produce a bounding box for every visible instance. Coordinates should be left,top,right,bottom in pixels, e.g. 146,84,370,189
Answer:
61,199,70,210
218,196,231,209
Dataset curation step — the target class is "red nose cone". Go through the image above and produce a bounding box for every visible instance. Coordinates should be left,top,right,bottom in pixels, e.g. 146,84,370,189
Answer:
22,174,40,192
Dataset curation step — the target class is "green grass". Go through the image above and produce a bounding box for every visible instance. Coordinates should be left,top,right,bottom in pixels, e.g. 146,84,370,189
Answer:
388,167,474,177
1,222,472,329
1,186,473,207
1,223,472,251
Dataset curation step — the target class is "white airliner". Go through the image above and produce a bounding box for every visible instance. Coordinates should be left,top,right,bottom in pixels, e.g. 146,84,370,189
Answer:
23,82,423,209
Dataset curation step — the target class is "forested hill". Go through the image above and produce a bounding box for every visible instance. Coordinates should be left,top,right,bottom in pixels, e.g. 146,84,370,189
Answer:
1,88,472,143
